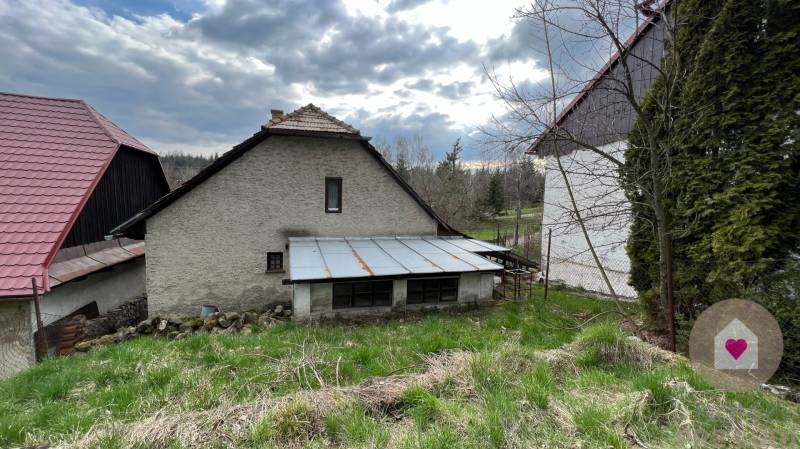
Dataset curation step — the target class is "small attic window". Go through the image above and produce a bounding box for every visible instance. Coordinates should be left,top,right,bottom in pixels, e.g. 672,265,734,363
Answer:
325,177,342,213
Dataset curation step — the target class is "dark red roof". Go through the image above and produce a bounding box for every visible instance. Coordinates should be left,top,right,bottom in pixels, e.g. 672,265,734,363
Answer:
0,92,155,297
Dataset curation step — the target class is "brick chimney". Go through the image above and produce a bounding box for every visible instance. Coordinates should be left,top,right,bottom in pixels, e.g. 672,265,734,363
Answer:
270,109,284,121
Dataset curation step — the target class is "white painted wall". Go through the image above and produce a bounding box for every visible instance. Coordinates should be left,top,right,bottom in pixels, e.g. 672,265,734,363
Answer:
540,141,637,297
34,258,146,328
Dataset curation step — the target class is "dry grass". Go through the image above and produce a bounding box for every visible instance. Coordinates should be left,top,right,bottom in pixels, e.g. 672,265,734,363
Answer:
6,294,798,449
59,351,475,448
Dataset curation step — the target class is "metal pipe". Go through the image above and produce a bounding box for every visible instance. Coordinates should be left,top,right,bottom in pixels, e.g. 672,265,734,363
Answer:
544,228,552,301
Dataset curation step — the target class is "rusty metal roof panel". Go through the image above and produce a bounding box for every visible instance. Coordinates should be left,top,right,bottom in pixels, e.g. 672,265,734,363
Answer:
288,236,505,282
47,239,145,287
87,246,133,266
314,239,368,279
346,239,410,276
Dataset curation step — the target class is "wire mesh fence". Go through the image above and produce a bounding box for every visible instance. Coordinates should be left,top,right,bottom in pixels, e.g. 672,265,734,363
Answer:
541,239,637,300
491,222,541,262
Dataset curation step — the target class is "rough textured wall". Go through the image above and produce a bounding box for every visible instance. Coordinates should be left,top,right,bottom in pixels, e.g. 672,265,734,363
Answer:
0,300,34,379
540,141,636,297
146,136,438,318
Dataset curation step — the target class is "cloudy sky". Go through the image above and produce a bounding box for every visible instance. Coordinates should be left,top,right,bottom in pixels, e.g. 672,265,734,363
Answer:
0,0,561,160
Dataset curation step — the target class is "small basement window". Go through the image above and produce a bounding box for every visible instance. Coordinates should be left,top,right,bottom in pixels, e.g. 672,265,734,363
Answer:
407,277,459,304
325,177,342,213
266,252,284,272
332,280,393,309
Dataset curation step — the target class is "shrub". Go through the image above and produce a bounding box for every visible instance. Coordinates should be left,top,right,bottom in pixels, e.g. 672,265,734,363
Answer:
749,258,800,379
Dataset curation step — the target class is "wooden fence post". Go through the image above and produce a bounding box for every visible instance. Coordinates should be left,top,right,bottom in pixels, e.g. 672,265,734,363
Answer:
31,277,46,361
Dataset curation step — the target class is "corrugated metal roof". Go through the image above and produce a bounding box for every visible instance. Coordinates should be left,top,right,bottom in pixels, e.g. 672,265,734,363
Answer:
0,91,155,296
48,239,144,287
288,236,507,282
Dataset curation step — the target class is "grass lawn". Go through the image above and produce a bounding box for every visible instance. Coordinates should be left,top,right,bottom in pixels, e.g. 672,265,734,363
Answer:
462,206,542,260
1,287,797,448
461,205,542,255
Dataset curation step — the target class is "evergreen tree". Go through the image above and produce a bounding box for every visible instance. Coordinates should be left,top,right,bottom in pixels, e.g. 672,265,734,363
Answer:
395,150,411,182
627,0,800,363
673,0,800,302
483,170,505,216
437,138,463,178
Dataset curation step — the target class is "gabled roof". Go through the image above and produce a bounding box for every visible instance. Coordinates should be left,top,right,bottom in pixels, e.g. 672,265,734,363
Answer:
0,92,157,297
526,2,667,155
111,104,456,237
266,103,361,135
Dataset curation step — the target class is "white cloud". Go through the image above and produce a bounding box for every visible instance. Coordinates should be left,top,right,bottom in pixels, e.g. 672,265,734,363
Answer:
0,0,551,159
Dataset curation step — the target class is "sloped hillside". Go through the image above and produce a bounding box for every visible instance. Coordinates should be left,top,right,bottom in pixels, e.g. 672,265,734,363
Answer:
1,289,797,448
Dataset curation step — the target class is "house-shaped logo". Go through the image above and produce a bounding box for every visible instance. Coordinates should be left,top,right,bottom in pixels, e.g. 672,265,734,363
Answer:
714,319,758,370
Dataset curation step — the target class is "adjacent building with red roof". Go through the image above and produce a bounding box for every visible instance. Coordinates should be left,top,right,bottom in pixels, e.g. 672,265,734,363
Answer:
0,92,169,378
526,4,667,298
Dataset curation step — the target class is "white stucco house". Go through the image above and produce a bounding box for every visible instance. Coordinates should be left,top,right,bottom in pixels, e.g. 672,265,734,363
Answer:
112,104,510,320
527,8,667,297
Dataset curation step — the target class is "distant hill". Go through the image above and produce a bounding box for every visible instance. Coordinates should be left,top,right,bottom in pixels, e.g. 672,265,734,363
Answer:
159,152,217,189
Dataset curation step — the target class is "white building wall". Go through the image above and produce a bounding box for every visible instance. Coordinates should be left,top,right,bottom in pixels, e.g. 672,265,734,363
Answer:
540,141,637,297
35,258,146,327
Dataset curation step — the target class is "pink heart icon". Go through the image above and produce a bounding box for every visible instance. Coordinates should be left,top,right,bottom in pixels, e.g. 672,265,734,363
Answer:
725,339,748,360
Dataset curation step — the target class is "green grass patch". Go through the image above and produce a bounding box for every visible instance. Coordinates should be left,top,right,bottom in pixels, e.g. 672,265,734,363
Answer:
1,287,797,449
460,205,542,257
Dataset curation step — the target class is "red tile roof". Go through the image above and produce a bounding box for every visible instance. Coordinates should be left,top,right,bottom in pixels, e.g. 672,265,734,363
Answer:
0,92,155,297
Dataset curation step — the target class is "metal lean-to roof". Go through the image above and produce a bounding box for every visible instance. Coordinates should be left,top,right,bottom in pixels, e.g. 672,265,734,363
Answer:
288,236,509,283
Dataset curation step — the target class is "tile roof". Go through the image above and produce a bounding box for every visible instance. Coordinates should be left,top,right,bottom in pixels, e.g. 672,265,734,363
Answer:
265,103,361,135
0,92,154,297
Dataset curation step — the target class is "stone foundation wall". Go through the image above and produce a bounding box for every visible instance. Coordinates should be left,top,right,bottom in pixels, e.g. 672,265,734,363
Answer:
83,296,148,339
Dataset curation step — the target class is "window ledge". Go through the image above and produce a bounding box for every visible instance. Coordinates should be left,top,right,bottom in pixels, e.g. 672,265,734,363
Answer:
266,269,286,274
